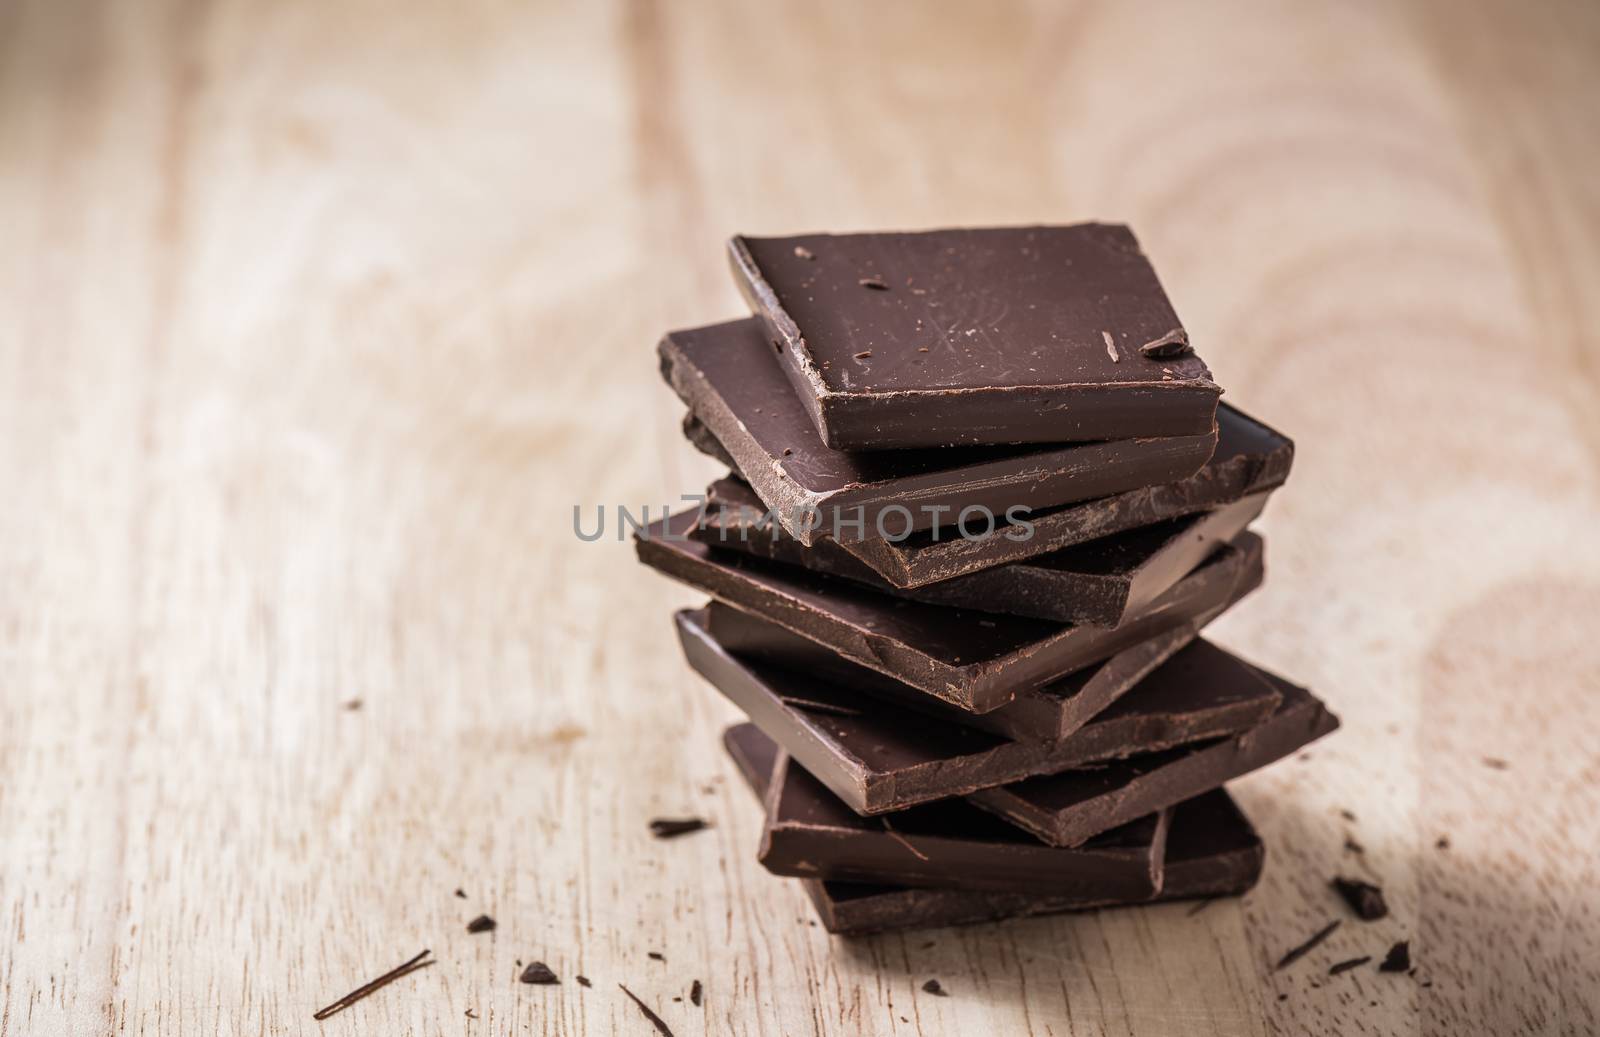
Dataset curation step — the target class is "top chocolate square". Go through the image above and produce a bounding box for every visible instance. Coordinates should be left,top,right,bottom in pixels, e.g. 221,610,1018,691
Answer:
729,224,1220,451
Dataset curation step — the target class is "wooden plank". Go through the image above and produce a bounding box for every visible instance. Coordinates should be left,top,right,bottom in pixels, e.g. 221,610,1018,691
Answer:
1,1,1597,1033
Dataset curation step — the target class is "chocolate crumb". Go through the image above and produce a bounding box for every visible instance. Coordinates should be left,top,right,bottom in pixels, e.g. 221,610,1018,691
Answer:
520,962,559,985
1379,941,1411,973
1277,993,1288,1001
1435,836,1451,850
1331,877,1388,920
343,698,362,711
1344,836,1365,855
466,915,497,934
618,983,675,1036
920,940,936,949
1102,331,1120,363
672,997,681,1002
454,888,467,899
853,350,873,360
858,278,889,291
576,975,592,988
1138,330,1191,357
649,818,709,839
793,246,814,260
921,979,947,996
647,952,664,962
1339,809,1357,821
1275,920,1340,970
1483,757,1510,770
1329,956,1371,976
465,1008,477,1018
690,979,702,1006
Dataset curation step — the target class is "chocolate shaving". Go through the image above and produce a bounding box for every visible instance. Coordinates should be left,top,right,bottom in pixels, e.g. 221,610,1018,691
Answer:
466,914,497,933
690,979,703,1006
1275,920,1340,970
853,350,873,360
1329,956,1370,976
858,278,889,291
520,961,559,985
1379,941,1411,973
312,949,434,1021
880,817,929,862
618,983,675,1036
647,951,664,962
1331,877,1388,920
1102,331,1120,363
576,975,592,988
649,817,709,839
778,695,863,718
921,978,947,996
1138,329,1191,357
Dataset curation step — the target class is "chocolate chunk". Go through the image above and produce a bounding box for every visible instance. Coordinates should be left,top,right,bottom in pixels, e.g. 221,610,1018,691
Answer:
694,475,1268,626
659,318,1218,546
678,607,1280,813
820,404,1292,588
1276,920,1340,970
649,818,709,839
921,978,947,996
690,979,702,1006
722,724,1264,934
759,747,1171,894
728,225,1218,450
1331,877,1388,920
466,915,496,934
966,670,1338,846
618,983,674,1036
1329,956,1370,976
638,506,1263,713
1379,941,1411,973
519,962,559,985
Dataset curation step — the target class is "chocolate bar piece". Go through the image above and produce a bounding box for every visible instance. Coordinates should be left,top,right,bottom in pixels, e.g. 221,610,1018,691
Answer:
728,225,1219,450
700,599,1227,741
835,403,1292,586
678,606,1281,814
695,475,1268,626
724,724,1265,935
760,748,1171,895
660,317,1218,545
968,670,1338,846
638,502,1261,713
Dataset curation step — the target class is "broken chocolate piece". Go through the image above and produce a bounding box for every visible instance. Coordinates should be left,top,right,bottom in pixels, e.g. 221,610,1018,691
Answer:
649,818,709,839
1331,877,1388,921
758,748,1171,895
694,475,1268,626
728,225,1218,450
722,724,1265,934
519,962,559,985
659,318,1218,545
466,915,496,934
678,606,1280,813
921,978,947,996
966,670,1338,846
638,507,1262,713
1379,941,1411,973
1276,920,1340,970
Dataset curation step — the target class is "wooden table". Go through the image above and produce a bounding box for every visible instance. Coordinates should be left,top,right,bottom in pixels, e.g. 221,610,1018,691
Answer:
4,2,1598,1033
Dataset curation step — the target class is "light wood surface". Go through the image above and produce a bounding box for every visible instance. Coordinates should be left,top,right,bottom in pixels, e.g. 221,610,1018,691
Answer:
3,1,1598,1034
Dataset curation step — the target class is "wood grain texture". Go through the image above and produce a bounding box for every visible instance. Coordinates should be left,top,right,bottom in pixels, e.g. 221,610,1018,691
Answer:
2,1,1597,1034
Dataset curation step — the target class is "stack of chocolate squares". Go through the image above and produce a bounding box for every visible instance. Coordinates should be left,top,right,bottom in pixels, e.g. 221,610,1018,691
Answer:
638,224,1339,934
